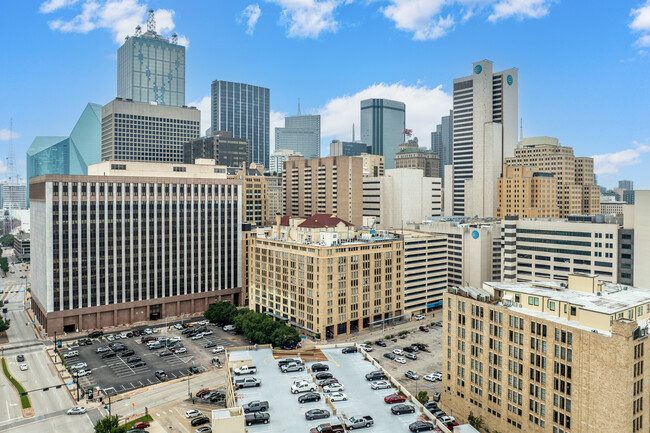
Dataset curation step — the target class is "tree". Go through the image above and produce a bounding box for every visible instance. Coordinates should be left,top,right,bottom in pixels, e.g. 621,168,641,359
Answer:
0,319,9,333
0,257,8,274
270,325,300,348
416,391,429,404
94,415,126,433
0,235,13,247
468,414,484,430
204,302,238,325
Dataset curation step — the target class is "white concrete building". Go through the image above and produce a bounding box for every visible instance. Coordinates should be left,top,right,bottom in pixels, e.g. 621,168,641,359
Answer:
362,168,441,230
269,149,302,174
634,191,650,288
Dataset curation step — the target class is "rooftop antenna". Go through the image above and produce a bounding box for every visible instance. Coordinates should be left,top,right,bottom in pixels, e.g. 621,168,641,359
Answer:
134,25,142,37
171,33,178,44
147,9,156,34
518,118,523,148
297,98,301,116
352,123,355,142
7,118,16,183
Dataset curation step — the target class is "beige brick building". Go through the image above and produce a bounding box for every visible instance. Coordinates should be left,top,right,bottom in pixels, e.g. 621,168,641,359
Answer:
249,214,403,338
265,173,283,222
356,153,385,177
283,156,363,226
228,163,268,226
394,140,440,178
495,165,559,218
442,274,650,433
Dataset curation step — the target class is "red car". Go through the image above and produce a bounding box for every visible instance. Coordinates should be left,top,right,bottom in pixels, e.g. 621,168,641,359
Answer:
384,394,406,404
133,421,150,428
419,326,429,332
195,388,210,397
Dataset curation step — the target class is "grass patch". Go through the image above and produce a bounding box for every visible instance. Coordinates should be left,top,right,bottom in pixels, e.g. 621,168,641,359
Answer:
123,414,154,430
1,358,31,409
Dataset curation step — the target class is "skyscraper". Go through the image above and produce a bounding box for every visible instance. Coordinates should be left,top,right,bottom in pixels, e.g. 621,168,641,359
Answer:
444,60,518,217
211,80,270,168
275,114,321,160
431,110,453,186
360,99,405,170
117,10,185,107
619,180,634,190
329,140,368,157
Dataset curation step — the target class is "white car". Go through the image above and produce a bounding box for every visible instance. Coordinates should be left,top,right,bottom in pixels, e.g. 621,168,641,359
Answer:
169,336,182,342
359,344,373,352
73,369,92,377
198,320,209,325
370,380,391,390
20,363,28,371
394,357,406,364
191,334,204,340
212,346,225,354
175,347,187,354
185,409,202,418
424,372,442,382
70,362,88,370
106,335,115,341
415,315,426,320
67,406,86,415
392,349,404,356
438,415,456,424
201,330,213,336
328,392,348,402
120,333,128,339
173,324,183,330
323,383,345,393
144,328,153,335
291,381,318,394
223,325,236,332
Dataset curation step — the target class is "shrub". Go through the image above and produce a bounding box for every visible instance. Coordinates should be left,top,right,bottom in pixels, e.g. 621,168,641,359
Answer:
416,391,429,404
398,330,409,336
2,358,31,409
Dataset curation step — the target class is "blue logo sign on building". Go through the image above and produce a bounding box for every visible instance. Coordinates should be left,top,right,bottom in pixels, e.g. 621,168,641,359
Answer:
471,230,479,239
507,74,513,85
474,64,482,74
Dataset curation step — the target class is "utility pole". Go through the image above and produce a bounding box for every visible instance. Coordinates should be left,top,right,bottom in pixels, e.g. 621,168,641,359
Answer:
75,371,79,402
54,331,57,363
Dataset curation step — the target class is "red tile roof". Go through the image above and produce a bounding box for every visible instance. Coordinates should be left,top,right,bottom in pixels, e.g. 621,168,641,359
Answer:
297,214,353,228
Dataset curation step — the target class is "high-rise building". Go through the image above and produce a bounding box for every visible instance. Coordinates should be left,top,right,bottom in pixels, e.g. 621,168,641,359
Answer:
30,160,242,334
283,156,363,226
634,191,650,288
505,136,600,217
329,140,368,157
0,183,27,210
394,139,440,178
275,114,321,160
249,215,403,338
183,131,249,167
270,149,302,174
13,232,29,262
442,274,650,433
27,103,102,205
211,80,270,168
431,110,453,186
101,98,200,163
445,60,518,217
355,153,384,177
117,10,185,107
265,173,283,221
227,163,268,227
495,165,559,218
362,168,442,230
360,98,405,170
619,180,634,190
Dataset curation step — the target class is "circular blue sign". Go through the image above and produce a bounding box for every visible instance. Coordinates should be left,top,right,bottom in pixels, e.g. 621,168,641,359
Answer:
474,64,482,74
471,230,479,239
507,74,513,85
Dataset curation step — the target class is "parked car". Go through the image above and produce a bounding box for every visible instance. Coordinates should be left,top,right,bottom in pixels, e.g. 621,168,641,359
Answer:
202,330,213,336
298,392,321,403
309,423,345,433
155,370,168,381
365,370,386,381
413,343,427,351
344,415,374,429
438,416,456,424
133,421,150,428
305,408,330,420
281,362,304,373
322,383,345,393
443,420,459,430
204,342,216,348
66,406,86,415
311,363,329,372
242,400,269,413
424,372,442,382
245,412,269,426
394,357,406,364
234,377,261,389
405,353,418,360
341,346,357,354
101,352,116,359
375,340,387,347
383,353,395,360
88,331,103,338
419,326,430,332
359,344,372,352
316,378,339,387
20,363,28,371
96,347,110,353
405,371,419,380
73,369,92,377
423,401,438,412
235,365,258,375
159,350,174,357
392,349,404,356
119,350,136,357
195,389,210,397
391,404,415,415
212,346,225,354
190,416,210,427
126,356,142,363
384,394,406,404
291,380,317,394
195,427,212,433
323,392,346,403
131,361,146,368
175,348,187,354
70,362,88,370
223,325,236,332
409,421,434,432
191,334,204,340
414,315,425,320
185,409,202,418
370,380,391,390
315,372,333,381
63,351,79,359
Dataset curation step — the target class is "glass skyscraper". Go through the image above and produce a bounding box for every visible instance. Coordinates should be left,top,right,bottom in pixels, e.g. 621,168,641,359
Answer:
211,80,270,168
360,98,405,170
431,110,453,186
275,114,321,160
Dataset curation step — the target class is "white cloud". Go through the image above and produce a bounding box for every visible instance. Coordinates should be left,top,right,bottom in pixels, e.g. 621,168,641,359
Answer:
0,161,8,175
270,110,288,152
241,4,262,35
40,0,80,13
267,0,341,38
188,96,211,135
47,0,188,45
592,142,650,175
316,82,452,154
488,0,553,22
0,129,20,141
631,1,650,47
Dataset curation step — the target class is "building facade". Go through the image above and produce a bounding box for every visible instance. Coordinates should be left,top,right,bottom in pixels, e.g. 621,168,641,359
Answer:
211,80,270,168
265,173,283,221
270,149,302,174
13,231,30,262
330,140,368,157
101,98,200,163
445,60,518,217
183,132,249,167
29,160,242,334
394,139,440,178
227,164,268,227
402,230,447,315
360,98,405,170
283,156,363,226
495,165,559,219
431,110,453,187
275,114,321,160
0,183,28,210
249,215,404,338
601,200,628,215
355,153,384,177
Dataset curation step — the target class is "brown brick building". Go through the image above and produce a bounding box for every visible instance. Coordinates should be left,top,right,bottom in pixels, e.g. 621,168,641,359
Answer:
495,165,560,218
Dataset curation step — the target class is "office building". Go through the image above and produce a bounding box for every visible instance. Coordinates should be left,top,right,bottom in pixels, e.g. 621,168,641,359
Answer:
241,224,254,307
442,273,650,433
504,136,600,217
30,160,242,334
227,163,268,227
183,131,249,167
275,114,321,160
635,191,650,288
27,103,102,205
265,173,283,221
269,149,302,174
355,153,384,177
360,98,405,170
283,156,363,226
0,183,27,210
501,216,634,285
330,140,368,157
101,98,200,163
431,110,453,186
401,230,447,315
445,60,518,217
394,139,440,178
601,200,628,215
363,168,442,230
117,10,185,107
13,231,30,262
249,215,404,337
211,80,270,168
495,165,559,218
619,180,634,191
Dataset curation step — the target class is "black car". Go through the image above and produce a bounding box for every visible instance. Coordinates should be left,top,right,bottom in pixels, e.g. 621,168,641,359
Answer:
126,332,133,338
409,421,434,432
101,352,116,359
88,331,103,338
119,350,136,357
403,346,415,353
383,353,396,360
182,329,194,335
391,404,415,415
413,343,427,351
298,392,321,403
245,412,270,426
86,388,94,399
375,341,387,347
311,363,329,372
317,378,339,386
16,355,24,362
159,350,173,357
341,346,357,354
365,370,386,381
191,416,210,427
131,361,146,368
305,409,330,420
126,356,142,363
423,401,438,412
132,330,141,337
155,370,167,381
315,372,333,381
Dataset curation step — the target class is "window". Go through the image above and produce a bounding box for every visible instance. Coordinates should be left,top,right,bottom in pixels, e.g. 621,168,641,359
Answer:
549,301,555,311
173,166,187,172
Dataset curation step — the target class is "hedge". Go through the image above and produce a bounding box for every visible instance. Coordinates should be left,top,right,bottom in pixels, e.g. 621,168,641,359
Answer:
1,358,31,409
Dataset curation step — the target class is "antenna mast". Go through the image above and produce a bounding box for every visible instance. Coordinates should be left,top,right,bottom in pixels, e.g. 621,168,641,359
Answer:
147,9,156,33
7,119,16,183
297,98,301,116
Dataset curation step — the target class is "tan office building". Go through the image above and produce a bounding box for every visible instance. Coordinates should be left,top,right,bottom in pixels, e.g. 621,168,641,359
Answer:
228,163,268,226
394,140,440,178
442,273,650,433
249,214,403,338
356,153,385,177
283,156,363,226
265,173,283,222
495,165,559,218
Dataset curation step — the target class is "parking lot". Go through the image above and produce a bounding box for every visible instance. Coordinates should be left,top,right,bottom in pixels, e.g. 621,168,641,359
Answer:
60,322,247,396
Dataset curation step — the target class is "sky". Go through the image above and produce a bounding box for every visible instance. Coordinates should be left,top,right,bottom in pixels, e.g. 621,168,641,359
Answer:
1,0,650,189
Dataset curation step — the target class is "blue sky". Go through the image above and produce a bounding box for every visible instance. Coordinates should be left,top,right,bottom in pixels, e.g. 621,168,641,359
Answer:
1,0,650,189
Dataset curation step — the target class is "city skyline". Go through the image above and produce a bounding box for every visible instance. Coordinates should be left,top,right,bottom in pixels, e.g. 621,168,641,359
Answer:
2,1,650,188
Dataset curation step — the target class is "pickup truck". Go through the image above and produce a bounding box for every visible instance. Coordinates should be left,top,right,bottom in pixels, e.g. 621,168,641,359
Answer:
245,412,270,426
234,365,257,375
281,362,304,373
309,423,345,433
242,400,269,413
291,380,317,394
344,416,374,430
234,377,261,389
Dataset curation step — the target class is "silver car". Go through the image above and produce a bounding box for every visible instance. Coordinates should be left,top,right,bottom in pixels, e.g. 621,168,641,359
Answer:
70,362,88,370
370,380,391,390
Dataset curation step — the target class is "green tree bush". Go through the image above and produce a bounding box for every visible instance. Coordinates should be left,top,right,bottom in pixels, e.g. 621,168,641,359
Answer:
416,391,429,404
